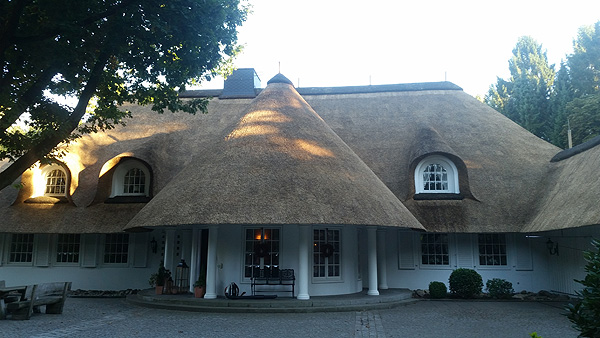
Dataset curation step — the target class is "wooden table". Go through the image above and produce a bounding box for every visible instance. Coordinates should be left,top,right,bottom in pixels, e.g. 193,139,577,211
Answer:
0,286,27,319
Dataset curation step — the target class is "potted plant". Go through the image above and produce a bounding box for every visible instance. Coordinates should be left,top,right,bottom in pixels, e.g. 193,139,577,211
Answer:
193,271,206,298
149,265,168,294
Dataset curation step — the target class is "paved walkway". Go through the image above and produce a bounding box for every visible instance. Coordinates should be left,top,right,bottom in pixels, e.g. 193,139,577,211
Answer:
2,297,578,337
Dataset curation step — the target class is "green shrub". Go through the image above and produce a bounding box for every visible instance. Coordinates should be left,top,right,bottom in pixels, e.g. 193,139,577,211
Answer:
429,281,447,299
567,239,600,337
449,268,483,298
486,278,514,299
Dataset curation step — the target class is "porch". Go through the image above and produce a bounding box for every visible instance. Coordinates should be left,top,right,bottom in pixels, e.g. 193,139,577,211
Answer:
126,288,414,313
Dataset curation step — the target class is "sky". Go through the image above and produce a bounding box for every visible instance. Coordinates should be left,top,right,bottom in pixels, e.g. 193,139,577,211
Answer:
198,0,600,97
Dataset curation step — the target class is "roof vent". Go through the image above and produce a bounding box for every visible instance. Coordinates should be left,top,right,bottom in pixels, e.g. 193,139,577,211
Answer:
220,68,261,99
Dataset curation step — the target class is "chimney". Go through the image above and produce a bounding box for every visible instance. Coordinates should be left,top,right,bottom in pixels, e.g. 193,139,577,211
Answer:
220,68,261,99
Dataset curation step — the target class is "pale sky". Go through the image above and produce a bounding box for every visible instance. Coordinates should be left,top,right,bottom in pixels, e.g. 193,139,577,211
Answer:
198,0,600,97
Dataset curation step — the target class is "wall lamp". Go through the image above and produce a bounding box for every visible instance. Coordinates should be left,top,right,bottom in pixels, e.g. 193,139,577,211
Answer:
546,239,559,256
150,237,158,254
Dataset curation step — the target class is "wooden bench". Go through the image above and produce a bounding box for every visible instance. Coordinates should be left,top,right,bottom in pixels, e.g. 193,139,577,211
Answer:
7,282,71,320
251,269,295,297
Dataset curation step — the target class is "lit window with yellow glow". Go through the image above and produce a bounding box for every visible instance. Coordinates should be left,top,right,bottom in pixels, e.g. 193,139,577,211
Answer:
45,169,67,196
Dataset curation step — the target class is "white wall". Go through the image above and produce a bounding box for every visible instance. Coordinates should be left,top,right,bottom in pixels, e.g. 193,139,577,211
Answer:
384,227,598,295
0,231,162,290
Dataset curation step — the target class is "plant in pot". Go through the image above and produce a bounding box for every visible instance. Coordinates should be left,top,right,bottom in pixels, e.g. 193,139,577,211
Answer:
194,271,206,298
149,265,168,294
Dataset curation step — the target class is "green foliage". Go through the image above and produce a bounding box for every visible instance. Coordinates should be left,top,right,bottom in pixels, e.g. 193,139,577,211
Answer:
530,333,543,338
0,0,248,191
485,36,555,142
449,268,483,298
485,278,514,299
428,281,447,299
486,22,600,148
567,239,600,337
149,265,169,287
194,270,207,288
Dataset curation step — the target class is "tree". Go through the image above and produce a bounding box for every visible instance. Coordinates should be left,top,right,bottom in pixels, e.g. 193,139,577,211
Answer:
550,61,575,148
567,239,600,337
485,36,555,141
568,22,600,97
0,0,247,191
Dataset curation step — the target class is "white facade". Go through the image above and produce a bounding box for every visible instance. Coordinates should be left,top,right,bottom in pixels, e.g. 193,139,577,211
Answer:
1,224,596,297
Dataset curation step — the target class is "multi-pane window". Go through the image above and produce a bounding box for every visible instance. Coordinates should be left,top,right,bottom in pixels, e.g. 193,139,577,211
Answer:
313,229,341,279
478,234,507,266
421,233,449,265
9,234,34,263
56,234,80,263
422,164,448,191
104,234,129,264
45,169,67,195
123,168,146,195
414,155,459,194
244,228,280,278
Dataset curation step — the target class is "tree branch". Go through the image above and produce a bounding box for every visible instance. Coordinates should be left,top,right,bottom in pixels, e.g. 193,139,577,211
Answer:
0,51,109,192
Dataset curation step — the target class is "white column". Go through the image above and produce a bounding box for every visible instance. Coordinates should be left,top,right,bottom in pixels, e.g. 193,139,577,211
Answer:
163,229,176,271
367,227,379,296
297,225,311,300
204,225,219,299
189,228,200,293
377,229,388,290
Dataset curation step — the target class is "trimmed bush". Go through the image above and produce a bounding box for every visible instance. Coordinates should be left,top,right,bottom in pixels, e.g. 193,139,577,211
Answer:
449,268,483,298
429,281,447,299
486,278,514,299
567,239,600,337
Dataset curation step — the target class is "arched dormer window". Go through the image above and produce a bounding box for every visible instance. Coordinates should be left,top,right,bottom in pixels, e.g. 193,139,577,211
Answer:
42,165,68,197
110,159,151,198
414,155,459,195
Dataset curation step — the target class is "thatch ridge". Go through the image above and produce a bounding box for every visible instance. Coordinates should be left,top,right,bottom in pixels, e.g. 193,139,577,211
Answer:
124,81,424,231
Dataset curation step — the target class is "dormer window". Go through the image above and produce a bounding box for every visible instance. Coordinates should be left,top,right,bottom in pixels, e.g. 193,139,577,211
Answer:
414,155,460,195
110,159,151,198
123,168,146,195
43,166,67,197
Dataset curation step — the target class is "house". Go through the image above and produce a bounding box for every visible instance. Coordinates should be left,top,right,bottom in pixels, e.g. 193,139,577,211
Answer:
0,68,598,299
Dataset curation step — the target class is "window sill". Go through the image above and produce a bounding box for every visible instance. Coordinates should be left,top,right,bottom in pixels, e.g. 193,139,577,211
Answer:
105,196,151,204
24,196,69,204
413,193,463,200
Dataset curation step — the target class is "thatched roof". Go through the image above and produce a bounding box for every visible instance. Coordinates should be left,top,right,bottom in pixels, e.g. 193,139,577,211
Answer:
5,68,599,235
524,142,600,232
304,89,561,232
124,76,424,230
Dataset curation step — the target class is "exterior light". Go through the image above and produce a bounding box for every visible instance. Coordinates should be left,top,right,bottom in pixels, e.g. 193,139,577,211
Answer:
150,237,157,254
546,239,559,255
174,259,190,294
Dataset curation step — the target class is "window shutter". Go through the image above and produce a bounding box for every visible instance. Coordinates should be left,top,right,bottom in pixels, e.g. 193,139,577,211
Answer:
132,233,149,268
514,234,533,271
455,234,474,268
81,234,98,267
34,234,50,267
397,231,415,269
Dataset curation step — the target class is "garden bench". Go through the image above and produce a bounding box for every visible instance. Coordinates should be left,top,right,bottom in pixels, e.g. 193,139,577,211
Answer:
6,282,71,320
251,269,295,297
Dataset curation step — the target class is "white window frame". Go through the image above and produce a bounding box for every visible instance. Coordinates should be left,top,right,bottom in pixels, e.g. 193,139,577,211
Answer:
110,160,150,197
242,227,281,281
313,227,342,282
414,155,459,194
42,165,68,197
419,233,452,268
8,234,35,265
476,233,509,268
54,234,81,265
102,233,131,266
